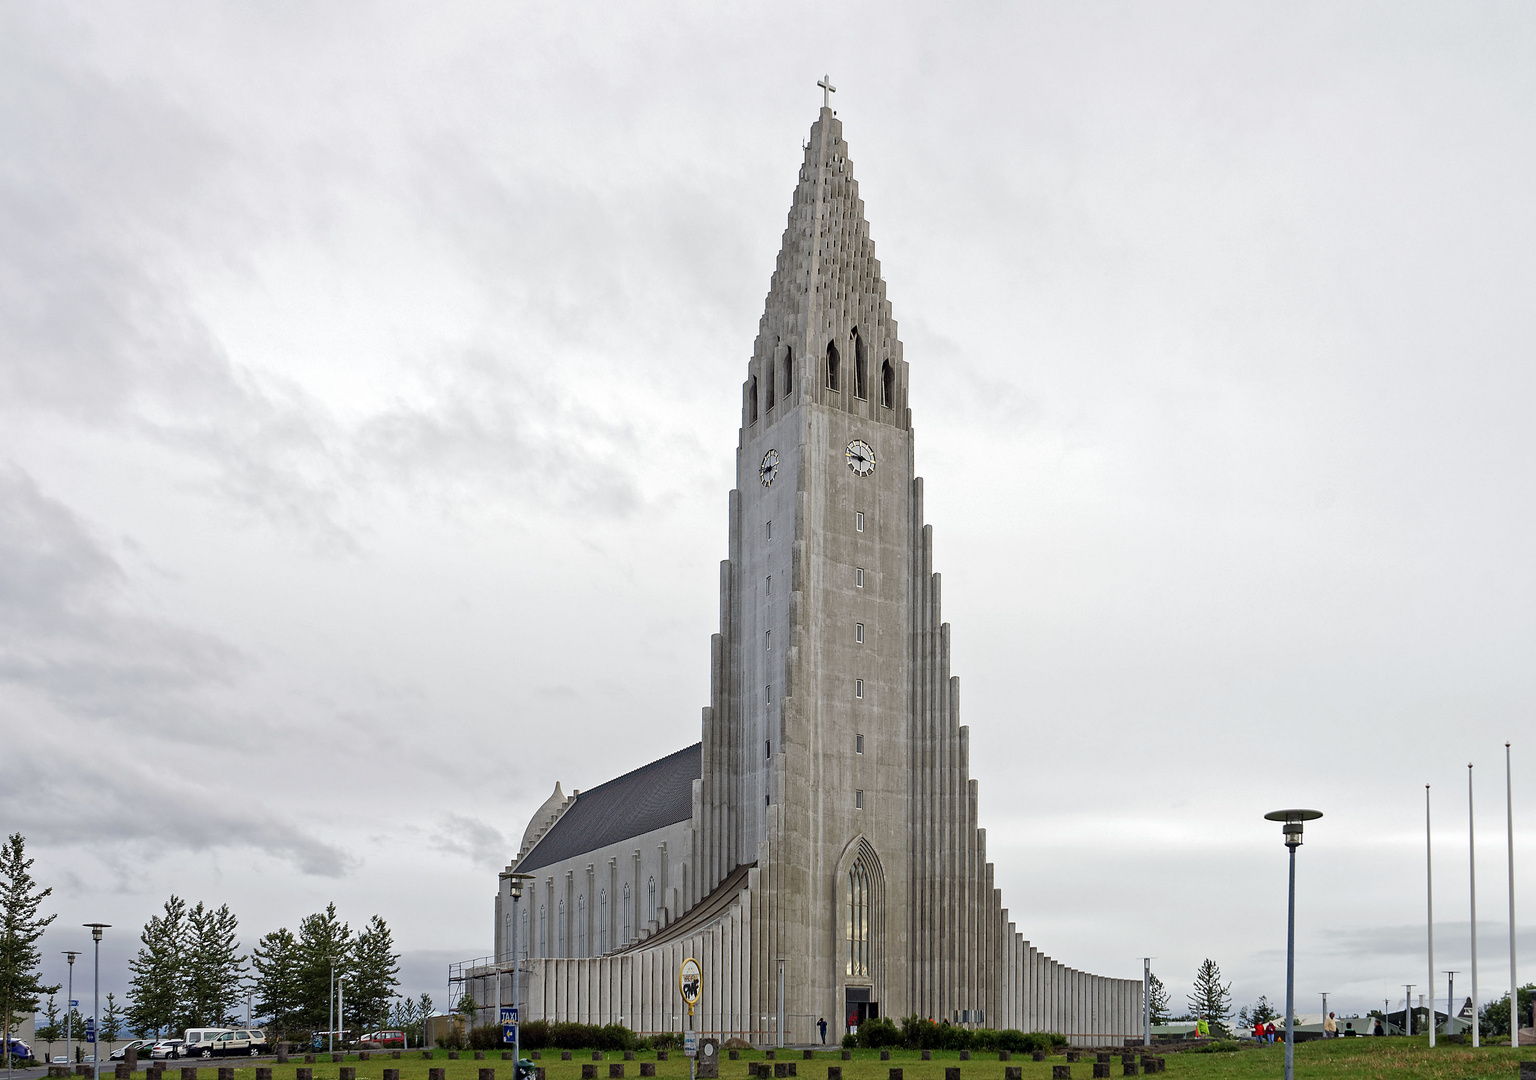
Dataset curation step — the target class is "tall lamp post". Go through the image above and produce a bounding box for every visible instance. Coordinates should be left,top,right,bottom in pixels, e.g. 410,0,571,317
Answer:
62,951,78,1069
502,872,534,1068
84,924,110,1080
1265,809,1322,1080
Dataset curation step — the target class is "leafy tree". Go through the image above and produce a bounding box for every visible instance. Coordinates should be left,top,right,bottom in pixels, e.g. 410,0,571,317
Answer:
455,994,478,1039
251,928,303,1035
1478,983,1535,1038
36,995,61,1057
101,993,124,1043
1186,959,1233,1024
128,896,189,1036
348,916,400,1032
1236,996,1279,1027
0,833,59,1069
185,902,245,1026
1147,972,1172,1025
296,905,351,1032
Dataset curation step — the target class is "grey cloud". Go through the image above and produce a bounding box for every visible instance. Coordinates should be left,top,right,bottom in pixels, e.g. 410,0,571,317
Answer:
435,814,511,870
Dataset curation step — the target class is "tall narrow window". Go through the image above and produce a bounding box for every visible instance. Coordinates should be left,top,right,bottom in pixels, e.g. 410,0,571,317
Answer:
853,328,867,399
622,884,632,943
521,908,529,959
766,684,772,704
539,905,547,956
855,567,864,588
599,890,608,954
880,360,894,408
767,520,772,541
766,739,771,759
855,790,864,809
558,899,567,956
855,511,864,532
765,630,771,652
784,346,794,398
765,360,775,409
856,679,864,699
749,375,759,423
855,734,864,754
577,895,587,956
647,877,657,923
826,342,840,392
847,859,871,976
766,575,772,594
856,622,864,643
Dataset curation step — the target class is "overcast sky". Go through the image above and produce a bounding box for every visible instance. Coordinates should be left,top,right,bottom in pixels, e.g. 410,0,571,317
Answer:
3,2,1534,1026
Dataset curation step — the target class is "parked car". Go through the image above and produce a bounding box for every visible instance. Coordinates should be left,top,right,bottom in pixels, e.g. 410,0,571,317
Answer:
2,1038,35,1062
149,1039,184,1059
111,1039,157,1060
185,1030,268,1058
358,1031,405,1049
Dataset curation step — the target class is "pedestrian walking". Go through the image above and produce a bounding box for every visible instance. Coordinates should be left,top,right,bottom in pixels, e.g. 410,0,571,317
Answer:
818,1018,827,1045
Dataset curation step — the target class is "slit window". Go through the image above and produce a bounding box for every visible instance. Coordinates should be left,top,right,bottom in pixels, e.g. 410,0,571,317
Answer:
767,520,772,541
766,684,772,704
749,375,759,424
765,630,771,652
766,740,771,759
881,360,894,409
855,789,864,810
765,359,775,409
826,341,840,392
784,346,794,398
856,622,864,643
855,679,864,699
855,567,864,588
856,734,864,754
853,328,867,399
856,511,864,532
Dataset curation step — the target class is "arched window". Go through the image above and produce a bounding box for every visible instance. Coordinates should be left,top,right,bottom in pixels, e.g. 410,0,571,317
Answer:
765,360,775,410
783,346,794,399
521,908,529,959
852,328,867,400
880,360,894,409
749,375,759,423
539,905,547,957
599,890,609,954
577,894,586,957
847,859,871,977
503,912,511,961
622,884,632,943
558,899,567,956
647,876,657,924
825,342,840,392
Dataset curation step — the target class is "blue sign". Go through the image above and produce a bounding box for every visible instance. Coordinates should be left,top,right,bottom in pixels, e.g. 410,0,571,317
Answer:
84,1019,95,1041
501,1006,518,1042
69,1001,78,1008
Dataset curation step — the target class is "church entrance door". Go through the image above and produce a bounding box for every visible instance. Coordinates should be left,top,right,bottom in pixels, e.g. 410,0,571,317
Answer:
844,987,879,1036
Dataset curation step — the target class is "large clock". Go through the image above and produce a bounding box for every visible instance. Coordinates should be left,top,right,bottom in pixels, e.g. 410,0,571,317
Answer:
759,448,779,486
846,439,875,476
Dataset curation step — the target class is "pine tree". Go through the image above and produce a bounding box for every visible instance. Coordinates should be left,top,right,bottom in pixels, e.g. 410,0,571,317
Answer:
296,905,351,1032
1186,959,1234,1025
1147,972,1172,1025
0,834,59,1069
347,917,400,1032
128,896,188,1036
37,995,61,1057
101,993,124,1043
184,903,245,1026
251,928,302,1036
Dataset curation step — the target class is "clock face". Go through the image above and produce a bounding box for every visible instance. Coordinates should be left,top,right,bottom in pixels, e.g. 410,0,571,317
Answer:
759,448,779,486
846,439,876,476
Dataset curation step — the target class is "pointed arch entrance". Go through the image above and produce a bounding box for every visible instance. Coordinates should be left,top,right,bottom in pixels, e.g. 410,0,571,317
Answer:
835,836,886,1035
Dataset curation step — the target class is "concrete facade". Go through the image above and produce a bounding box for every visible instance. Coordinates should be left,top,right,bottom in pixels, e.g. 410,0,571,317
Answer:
463,104,1141,1046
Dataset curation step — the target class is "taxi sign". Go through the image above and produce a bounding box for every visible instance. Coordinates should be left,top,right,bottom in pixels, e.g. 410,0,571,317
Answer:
678,957,702,1007
683,1031,697,1058
501,1006,518,1041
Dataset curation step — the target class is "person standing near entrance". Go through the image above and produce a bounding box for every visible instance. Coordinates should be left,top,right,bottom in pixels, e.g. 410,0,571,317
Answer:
818,1018,827,1044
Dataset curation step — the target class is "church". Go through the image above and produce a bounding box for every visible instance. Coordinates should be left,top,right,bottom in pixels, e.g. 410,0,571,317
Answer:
458,91,1143,1046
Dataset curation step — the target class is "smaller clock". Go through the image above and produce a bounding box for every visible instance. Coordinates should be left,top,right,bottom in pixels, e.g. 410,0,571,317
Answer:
759,448,779,486
846,439,876,476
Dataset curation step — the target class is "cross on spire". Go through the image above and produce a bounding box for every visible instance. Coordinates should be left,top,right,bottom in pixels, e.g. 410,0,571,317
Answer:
817,74,836,109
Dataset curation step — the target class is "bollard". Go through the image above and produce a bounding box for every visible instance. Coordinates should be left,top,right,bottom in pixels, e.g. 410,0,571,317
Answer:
532,1052,541,1060
1065,1052,1080,1063
476,1053,486,1061
657,1053,668,1062
887,1071,902,1080
1052,1068,1070,1080
610,1066,625,1078
920,1051,931,1062
728,1052,739,1061
341,1068,356,1080
385,1071,400,1080
360,1053,371,1062
803,1051,813,1061
1005,1069,1021,1080
1032,1052,1045,1063
826,1070,841,1080
959,1051,970,1061
879,1051,889,1062
423,1051,434,1059
593,1054,603,1062
1092,1065,1110,1079
218,1069,234,1080
840,1052,851,1062
561,1053,573,1062
945,1069,961,1080
502,1053,512,1061
180,1069,198,1080
640,1067,655,1079
788,1067,797,1077
582,1066,596,1080
393,1053,402,1060
333,1056,343,1064
1097,1054,1111,1064
296,1072,313,1080
625,1052,635,1061
430,1069,446,1080
480,1068,496,1080
766,1052,776,1060
999,1052,1010,1062
537,1072,547,1080
449,1053,460,1061
1518,1065,1536,1080
116,1065,131,1080
773,1065,788,1079
1121,1064,1138,1077
277,1050,289,1064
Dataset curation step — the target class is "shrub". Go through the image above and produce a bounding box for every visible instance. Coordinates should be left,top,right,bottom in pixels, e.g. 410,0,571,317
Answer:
643,1033,682,1052
469,1024,503,1050
840,1034,857,1050
518,1021,550,1050
1188,1040,1242,1055
856,1017,901,1049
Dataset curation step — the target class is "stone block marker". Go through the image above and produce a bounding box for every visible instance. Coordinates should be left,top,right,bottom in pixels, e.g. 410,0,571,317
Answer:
945,1068,961,1080
429,1068,446,1080
887,1070,902,1080
537,1071,548,1080
999,1052,1010,1061
449,1054,461,1062
384,1070,400,1080
303,1057,315,1065
115,1065,130,1079
1121,1064,1138,1076
332,1056,343,1064
657,1053,668,1062
561,1053,573,1062
803,1051,813,1060
503,1053,513,1061
296,1071,313,1080
1517,1065,1535,1080
610,1065,625,1078
959,1051,970,1061
920,1051,931,1061
788,1067,797,1077
625,1051,636,1061
1031,1054,1045,1064
393,1052,402,1060
1005,1069,1021,1080
582,1065,596,1080
218,1069,234,1080
1065,1052,1080,1063
180,1069,197,1080
773,1064,788,1079
423,1051,434,1059
532,1052,542,1060
879,1051,889,1062
1092,1065,1111,1079
1052,1067,1071,1080
1097,1054,1111,1064
840,1053,851,1062
476,1053,487,1061
360,1052,371,1061
729,1051,740,1061
826,1069,841,1080
593,1053,604,1062
640,1067,656,1078
47,1068,69,1079
766,1051,775,1060
480,1069,496,1080
340,1067,356,1080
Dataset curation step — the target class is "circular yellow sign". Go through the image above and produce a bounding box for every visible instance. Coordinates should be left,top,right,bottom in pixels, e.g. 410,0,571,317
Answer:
678,957,702,1006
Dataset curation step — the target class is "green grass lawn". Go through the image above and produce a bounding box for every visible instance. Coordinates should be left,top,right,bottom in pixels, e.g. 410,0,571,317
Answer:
138,1040,1535,1080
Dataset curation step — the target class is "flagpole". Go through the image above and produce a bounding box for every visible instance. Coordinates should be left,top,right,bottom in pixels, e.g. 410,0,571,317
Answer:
1470,763,1480,1048
1427,785,1436,1046
1508,743,1520,1048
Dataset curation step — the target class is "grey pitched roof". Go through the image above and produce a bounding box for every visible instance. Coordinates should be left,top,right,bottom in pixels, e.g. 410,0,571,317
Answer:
515,743,700,873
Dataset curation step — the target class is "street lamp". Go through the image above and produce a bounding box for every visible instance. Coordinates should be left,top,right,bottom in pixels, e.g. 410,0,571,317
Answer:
83,924,110,1080
1265,809,1322,1080
62,951,79,1069
501,872,535,1067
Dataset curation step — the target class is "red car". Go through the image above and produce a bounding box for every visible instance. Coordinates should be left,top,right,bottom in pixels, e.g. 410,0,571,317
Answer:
358,1032,405,1049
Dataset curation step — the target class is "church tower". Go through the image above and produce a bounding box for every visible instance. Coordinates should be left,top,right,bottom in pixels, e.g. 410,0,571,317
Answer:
483,94,1142,1046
